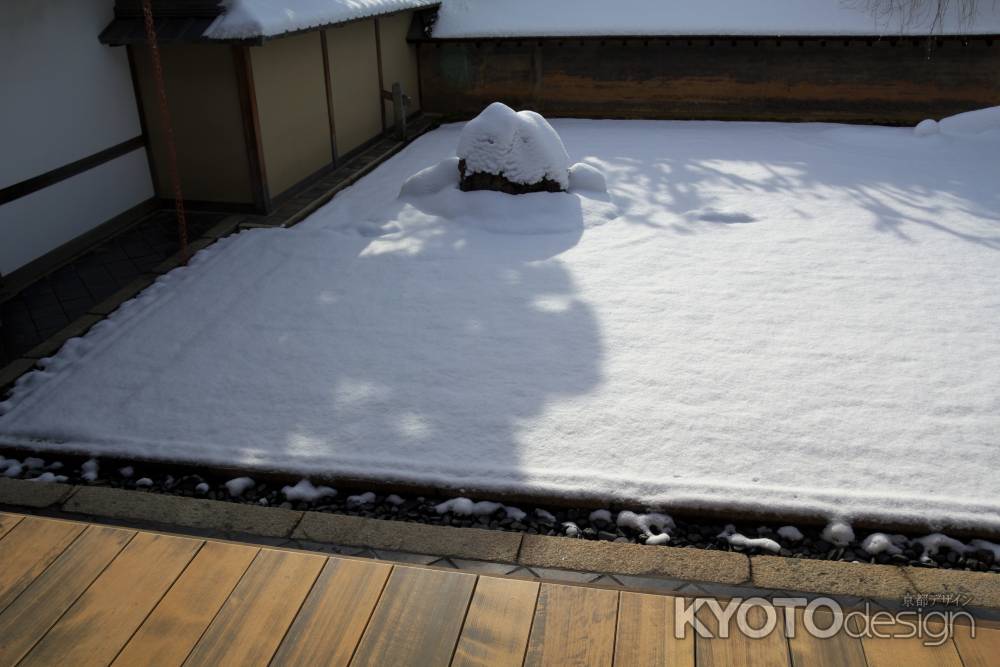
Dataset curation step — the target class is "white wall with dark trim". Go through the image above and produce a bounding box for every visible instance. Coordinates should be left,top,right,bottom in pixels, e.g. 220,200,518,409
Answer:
0,0,153,275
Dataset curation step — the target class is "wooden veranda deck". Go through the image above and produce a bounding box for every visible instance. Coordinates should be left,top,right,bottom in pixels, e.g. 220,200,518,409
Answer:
0,511,995,666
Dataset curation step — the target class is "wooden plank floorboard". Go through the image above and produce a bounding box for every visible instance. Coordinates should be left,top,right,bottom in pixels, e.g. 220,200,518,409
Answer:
787,608,866,667
953,622,1000,667
19,531,202,667
0,513,997,665
0,512,23,540
0,524,135,665
696,600,790,667
113,540,259,667
860,620,964,667
523,582,619,667
0,516,84,614
614,591,694,667
452,576,540,667
270,558,393,666
183,548,326,667
350,565,477,667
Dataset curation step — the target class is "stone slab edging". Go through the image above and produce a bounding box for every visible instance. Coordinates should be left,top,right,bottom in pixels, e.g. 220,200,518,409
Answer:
0,478,998,610
293,512,521,563
750,555,913,600
63,485,301,538
518,533,749,584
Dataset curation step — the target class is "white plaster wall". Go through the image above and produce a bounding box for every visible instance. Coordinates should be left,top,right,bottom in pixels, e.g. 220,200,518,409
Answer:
0,0,153,274
0,151,153,275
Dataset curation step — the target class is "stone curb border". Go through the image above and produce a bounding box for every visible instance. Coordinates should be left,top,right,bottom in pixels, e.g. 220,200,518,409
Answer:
1,478,997,611
0,229,236,395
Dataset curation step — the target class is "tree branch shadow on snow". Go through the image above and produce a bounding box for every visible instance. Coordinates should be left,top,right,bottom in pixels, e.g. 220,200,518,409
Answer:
253,192,605,491
576,125,1000,251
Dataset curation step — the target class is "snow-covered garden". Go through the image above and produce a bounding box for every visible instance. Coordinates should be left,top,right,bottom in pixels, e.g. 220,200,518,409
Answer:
1,104,999,534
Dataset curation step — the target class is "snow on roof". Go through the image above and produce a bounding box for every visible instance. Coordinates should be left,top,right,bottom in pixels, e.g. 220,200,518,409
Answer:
432,0,1000,39
204,0,438,40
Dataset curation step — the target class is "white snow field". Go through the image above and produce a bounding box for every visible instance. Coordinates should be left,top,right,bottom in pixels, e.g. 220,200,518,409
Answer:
2,118,999,530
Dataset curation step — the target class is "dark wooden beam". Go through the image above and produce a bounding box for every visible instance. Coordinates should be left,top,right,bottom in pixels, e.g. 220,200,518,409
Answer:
0,136,145,207
374,17,387,132
232,45,271,214
319,31,339,166
113,0,223,18
126,45,162,196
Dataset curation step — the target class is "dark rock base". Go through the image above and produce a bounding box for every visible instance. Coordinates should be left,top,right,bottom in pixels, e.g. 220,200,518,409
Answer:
458,159,564,194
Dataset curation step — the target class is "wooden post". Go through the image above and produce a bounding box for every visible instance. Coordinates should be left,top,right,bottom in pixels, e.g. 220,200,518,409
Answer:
381,83,410,140
232,45,271,214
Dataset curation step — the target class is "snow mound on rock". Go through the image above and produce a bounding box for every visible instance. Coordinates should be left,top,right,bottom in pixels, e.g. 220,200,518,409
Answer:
939,105,1000,136
568,163,607,193
915,105,1000,137
393,152,617,236
458,102,571,189
914,119,939,137
399,157,460,197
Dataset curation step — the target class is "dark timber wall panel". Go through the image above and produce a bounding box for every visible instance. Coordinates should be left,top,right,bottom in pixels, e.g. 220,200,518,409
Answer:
131,44,254,205
418,37,1000,124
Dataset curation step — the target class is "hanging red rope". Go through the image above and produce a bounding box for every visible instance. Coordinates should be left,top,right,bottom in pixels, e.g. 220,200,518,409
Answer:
141,0,189,265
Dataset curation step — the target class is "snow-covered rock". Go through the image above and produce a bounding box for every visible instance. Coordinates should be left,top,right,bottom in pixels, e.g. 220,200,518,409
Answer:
346,491,377,507
23,457,45,470
562,521,581,537
458,103,571,193
535,508,556,523
616,511,674,536
400,157,460,197
392,106,614,234
969,539,1000,561
822,520,855,547
588,508,613,524
28,472,68,484
434,496,526,521
916,105,1000,138
282,478,336,502
225,476,255,497
504,505,527,522
777,526,804,542
718,524,781,553
435,497,501,515
861,533,905,556
914,119,940,136
915,533,968,559
568,163,607,193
